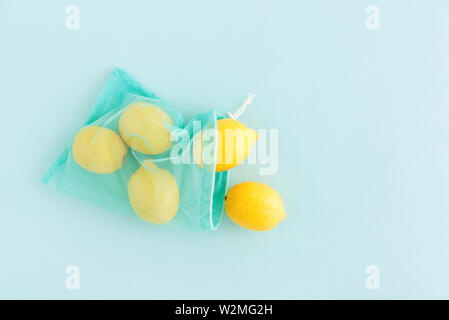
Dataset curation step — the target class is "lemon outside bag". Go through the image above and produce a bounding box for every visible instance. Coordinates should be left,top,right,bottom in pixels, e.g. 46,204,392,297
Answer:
42,68,230,231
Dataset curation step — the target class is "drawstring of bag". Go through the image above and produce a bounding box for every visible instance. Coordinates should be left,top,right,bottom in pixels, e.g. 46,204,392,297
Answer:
227,93,254,120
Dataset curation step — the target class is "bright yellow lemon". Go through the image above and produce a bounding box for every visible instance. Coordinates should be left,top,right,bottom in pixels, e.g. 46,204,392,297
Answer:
225,182,286,231
193,119,257,172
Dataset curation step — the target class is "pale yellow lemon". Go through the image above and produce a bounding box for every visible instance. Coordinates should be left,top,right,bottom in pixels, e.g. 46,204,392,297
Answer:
225,182,286,231
194,119,257,172
72,126,127,174
119,102,174,155
128,161,179,224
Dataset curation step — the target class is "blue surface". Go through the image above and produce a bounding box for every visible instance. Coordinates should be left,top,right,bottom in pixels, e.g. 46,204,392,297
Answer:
1,0,449,299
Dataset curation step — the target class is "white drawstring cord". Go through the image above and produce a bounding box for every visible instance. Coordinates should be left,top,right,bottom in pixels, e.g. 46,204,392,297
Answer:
227,93,254,120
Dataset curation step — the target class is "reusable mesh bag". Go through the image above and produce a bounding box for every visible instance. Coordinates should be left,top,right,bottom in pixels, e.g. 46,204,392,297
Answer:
43,68,229,231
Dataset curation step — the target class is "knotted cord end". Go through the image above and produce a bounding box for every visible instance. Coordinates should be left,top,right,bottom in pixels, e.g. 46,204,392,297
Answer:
228,93,255,120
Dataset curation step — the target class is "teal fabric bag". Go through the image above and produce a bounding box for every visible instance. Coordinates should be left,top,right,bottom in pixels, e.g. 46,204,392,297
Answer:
43,68,229,231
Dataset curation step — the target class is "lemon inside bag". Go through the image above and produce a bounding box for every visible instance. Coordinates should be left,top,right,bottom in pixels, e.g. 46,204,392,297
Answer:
42,68,229,231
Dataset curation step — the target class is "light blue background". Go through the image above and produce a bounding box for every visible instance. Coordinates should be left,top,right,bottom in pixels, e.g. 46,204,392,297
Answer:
1,0,448,299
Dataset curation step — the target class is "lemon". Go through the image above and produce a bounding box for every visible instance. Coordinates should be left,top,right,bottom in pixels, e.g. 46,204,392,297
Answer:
119,102,174,155
194,119,257,172
216,119,257,172
128,161,179,224
72,126,128,174
225,182,286,231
